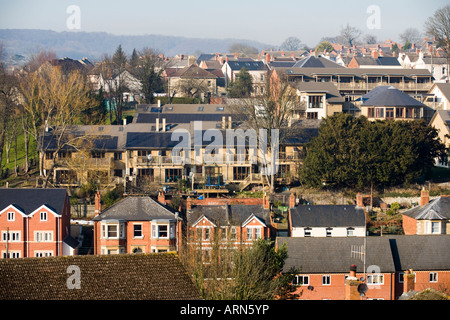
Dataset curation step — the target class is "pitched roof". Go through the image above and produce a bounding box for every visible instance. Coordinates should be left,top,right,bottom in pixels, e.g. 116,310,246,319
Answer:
361,86,425,107
93,196,178,221
433,83,450,102
401,196,450,220
289,205,365,228
278,237,396,273
0,253,201,300
187,204,271,227
292,56,344,68
294,82,345,104
0,188,67,215
225,60,268,71
171,64,217,79
353,56,400,67
386,235,450,271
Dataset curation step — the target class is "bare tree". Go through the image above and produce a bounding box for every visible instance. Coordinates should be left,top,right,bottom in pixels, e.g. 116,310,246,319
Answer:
364,34,378,45
399,28,422,45
281,37,303,51
229,74,303,194
339,23,362,47
19,65,95,185
425,5,450,81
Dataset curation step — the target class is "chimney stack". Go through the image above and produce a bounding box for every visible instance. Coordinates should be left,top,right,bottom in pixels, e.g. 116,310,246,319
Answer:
228,116,232,129
162,118,166,132
95,191,101,216
371,50,378,59
156,118,159,132
289,193,296,208
403,269,415,294
420,188,429,207
263,194,270,210
222,116,226,129
186,196,192,210
158,191,166,205
345,264,361,300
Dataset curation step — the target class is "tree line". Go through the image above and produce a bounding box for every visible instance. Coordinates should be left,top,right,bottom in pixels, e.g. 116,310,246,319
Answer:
299,113,447,191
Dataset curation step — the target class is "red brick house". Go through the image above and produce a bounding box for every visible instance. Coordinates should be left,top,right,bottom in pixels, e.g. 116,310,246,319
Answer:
402,189,450,235
0,188,74,258
277,235,450,300
93,192,182,255
185,196,274,263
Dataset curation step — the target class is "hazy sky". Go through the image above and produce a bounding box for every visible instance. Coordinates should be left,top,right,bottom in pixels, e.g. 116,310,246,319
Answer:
0,0,448,47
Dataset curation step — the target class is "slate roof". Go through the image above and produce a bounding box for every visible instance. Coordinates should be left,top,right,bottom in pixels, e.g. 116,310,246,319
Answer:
289,205,365,228
386,235,450,271
401,196,450,220
361,86,425,107
226,60,268,71
0,253,201,300
292,56,344,68
40,132,120,151
0,188,67,215
170,64,218,79
354,56,401,67
294,82,345,104
135,112,232,124
278,237,396,273
187,204,271,227
93,196,178,221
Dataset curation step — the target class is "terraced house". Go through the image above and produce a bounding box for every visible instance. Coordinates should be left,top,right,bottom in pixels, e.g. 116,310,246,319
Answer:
0,188,76,259
39,104,316,193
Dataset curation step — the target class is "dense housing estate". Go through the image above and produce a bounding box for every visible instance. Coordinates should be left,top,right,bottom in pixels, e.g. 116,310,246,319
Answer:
2,35,450,300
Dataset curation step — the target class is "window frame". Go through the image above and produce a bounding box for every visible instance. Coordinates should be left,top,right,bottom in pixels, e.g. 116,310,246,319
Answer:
293,275,309,286
322,275,331,286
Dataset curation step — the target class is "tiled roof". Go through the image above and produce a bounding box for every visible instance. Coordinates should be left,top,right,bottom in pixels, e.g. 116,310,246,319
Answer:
361,86,425,107
0,188,67,215
278,237,396,273
402,196,450,220
386,235,450,271
93,196,178,221
0,253,201,300
188,204,271,227
290,205,365,228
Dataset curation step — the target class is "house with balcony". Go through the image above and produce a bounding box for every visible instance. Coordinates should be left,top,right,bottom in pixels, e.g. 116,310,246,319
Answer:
359,86,427,121
294,82,346,119
92,192,182,254
0,188,76,259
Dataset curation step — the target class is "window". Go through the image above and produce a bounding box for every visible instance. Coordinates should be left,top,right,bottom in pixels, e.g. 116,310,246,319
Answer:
40,212,47,221
2,231,20,242
101,223,124,239
429,272,438,283
133,224,143,238
428,221,441,234
375,108,384,118
347,227,355,237
304,228,312,237
322,275,331,285
203,227,210,241
35,251,53,257
7,212,14,221
165,168,182,183
152,224,169,239
91,151,105,158
2,251,20,258
367,274,384,285
308,95,323,108
247,228,253,240
254,228,262,239
114,152,122,160
35,231,53,242
326,228,333,237
293,275,309,286
230,227,237,240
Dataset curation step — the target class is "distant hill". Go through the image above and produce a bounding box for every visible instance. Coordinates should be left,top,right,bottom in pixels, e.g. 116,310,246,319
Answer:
0,29,274,64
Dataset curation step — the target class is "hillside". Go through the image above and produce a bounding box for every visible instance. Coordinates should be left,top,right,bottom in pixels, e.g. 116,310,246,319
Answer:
0,29,273,63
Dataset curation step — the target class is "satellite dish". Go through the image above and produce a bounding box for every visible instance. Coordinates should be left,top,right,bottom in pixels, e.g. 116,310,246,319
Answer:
358,283,368,296
307,286,314,291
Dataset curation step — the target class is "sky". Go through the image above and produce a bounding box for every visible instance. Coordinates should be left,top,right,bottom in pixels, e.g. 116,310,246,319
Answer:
0,0,448,47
